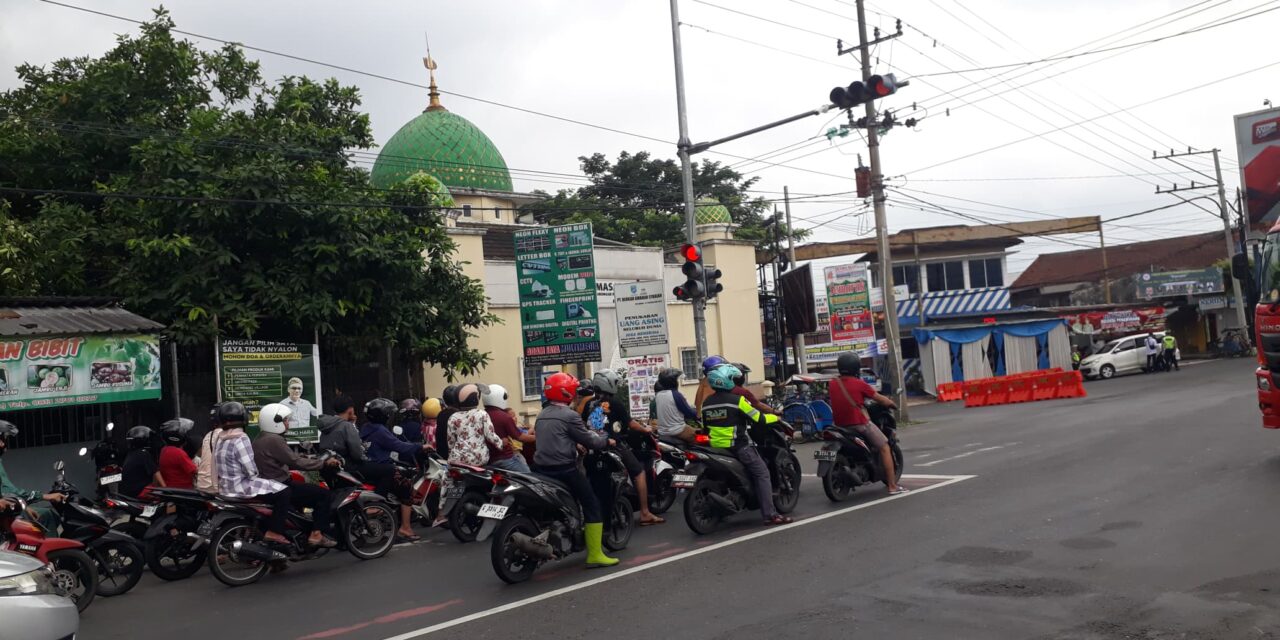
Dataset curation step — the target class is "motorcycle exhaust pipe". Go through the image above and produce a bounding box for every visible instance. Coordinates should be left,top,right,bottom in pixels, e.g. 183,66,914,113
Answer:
230,540,288,563
705,491,739,514
509,532,555,560
185,531,208,551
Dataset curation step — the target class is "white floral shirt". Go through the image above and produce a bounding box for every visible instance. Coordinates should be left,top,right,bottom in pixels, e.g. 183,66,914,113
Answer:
446,408,504,467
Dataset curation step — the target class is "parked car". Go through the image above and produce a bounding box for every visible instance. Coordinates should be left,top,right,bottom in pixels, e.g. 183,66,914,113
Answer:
1080,331,1167,380
0,551,79,640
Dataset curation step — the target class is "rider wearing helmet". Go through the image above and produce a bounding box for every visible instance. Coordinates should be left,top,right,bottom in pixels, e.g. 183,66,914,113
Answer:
396,398,424,444
196,402,239,493
158,418,198,489
211,402,294,545
702,365,793,526
482,384,533,473
830,353,905,494
533,372,617,568
0,420,65,528
653,368,698,443
252,403,340,548
731,363,778,416
445,384,505,468
434,385,461,458
695,355,729,414
361,397,432,541
421,398,442,447
120,426,161,498
582,370,664,526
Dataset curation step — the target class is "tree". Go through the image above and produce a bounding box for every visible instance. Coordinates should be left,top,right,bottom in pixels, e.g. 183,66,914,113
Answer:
523,151,806,247
0,11,496,375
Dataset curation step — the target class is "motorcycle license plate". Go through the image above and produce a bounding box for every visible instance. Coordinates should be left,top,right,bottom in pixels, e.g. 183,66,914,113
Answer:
477,504,508,520
100,473,123,485
197,521,214,537
671,474,698,488
445,485,464,499
813,450,837,462
141,505,158,518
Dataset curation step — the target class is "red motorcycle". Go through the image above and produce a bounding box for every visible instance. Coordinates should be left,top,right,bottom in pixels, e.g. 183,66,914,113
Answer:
0,493,99,612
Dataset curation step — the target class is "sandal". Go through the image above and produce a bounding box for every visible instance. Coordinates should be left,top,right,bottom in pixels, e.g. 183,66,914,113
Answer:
763,515,794,526
640,515,666,526
888,486,911,495
395,532,421,543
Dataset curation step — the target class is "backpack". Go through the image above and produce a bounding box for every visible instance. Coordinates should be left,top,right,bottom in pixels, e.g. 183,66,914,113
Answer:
194,429,220,493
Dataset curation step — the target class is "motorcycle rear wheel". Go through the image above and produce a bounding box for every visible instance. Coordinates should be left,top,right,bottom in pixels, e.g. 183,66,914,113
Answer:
772,452,802,514
604,495,635,551
491,515,540,584
648,471,676,515
48,548,98,612
449,490,486,543
821,457,856,502
207,521,269,587
682,480,722,535
345,502,396,560
890,442,904,483
92,539,144,597
146,530,206,581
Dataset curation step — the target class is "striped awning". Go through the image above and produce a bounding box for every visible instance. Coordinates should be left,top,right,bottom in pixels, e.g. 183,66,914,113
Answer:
897,287,1010,326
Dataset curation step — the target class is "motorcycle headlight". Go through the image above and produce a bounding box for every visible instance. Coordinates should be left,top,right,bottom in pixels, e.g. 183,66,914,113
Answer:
0,565,55,597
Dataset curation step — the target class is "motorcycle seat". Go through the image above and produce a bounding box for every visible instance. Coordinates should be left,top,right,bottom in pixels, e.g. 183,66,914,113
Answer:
216,495,270,505
658,436,689,448
528,472,573,494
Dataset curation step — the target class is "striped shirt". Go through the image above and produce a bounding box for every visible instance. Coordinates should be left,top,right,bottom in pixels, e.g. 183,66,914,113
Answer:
214,429,286,498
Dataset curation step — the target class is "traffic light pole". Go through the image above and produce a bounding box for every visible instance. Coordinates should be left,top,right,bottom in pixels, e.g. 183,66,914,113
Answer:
853,0,907,416
669,0,708,361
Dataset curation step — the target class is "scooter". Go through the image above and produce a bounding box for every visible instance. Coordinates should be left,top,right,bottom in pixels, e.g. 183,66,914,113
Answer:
89,422,123,499
646,436,687,515
79,446,152,540
438,463,498,542
1,477,99,612
678,421,802,535
140,487,216,581
814,401,904,502
47,459,146,597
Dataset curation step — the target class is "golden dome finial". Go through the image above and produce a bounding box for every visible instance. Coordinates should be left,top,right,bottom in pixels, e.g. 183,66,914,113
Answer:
424,35,446,112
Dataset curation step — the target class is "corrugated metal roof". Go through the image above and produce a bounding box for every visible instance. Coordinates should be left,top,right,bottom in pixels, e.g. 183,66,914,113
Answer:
0,306,164,337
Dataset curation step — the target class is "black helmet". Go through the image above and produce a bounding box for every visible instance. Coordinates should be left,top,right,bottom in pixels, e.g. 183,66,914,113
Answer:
0,420,16,440
442,384,460,408
159,418,195,446
837,352,862,376
126,425,156,450
364,398,396,425
656,368,682,391
731,363,750,386
215,401,248,427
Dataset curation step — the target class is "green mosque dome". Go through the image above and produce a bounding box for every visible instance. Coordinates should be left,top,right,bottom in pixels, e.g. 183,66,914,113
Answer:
694,199,733,225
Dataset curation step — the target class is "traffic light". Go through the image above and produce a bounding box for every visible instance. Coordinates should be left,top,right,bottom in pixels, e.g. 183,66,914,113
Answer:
705,265,723,299
828,73,903,110
674,243,705,301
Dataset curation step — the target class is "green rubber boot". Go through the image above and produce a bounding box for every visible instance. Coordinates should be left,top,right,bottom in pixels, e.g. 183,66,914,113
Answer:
584,522,619,568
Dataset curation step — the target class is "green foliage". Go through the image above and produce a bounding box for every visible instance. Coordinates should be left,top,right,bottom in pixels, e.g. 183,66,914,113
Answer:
0,10,495,375
522,151,806,247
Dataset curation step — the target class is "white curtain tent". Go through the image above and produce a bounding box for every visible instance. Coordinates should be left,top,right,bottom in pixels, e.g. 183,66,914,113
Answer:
914,319,1072,397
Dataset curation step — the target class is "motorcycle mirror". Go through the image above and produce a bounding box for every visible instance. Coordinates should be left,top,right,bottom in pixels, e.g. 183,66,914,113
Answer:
105,422,114,433
392,426,404,436
53,460,65,471
78,447,88,456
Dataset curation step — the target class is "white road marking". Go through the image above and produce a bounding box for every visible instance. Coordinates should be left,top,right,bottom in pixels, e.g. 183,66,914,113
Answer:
917,445,1006,467
379,474,976,640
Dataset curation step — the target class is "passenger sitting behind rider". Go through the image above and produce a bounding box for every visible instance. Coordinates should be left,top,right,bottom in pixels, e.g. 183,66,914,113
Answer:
252,403,340,548
533,372,618,568
701,364,794,526
653,368,697,443
211,402,293,545
158,419,198,489
361,397,431,542
482,384,533,473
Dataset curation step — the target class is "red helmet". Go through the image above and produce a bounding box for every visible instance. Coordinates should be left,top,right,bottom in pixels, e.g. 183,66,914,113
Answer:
544,372,579,403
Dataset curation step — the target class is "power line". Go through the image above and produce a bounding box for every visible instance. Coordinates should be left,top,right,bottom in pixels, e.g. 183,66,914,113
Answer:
690,0,843,40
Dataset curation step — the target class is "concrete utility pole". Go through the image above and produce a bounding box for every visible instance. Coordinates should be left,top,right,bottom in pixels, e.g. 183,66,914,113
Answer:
1153,148,1251,340
668,0,708,361
784,186,808,374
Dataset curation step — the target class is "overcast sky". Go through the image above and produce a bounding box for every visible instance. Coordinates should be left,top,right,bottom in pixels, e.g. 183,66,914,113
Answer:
3,0,1277,277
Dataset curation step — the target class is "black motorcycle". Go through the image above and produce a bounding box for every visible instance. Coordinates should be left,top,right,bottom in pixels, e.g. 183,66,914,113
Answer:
814,401,903,502
438,463,498,543
47,460,147,597
87,422,123,499
202,453,397,587
644,436,687,515
140,487,216,581
678,421,802,534
478,451,636,584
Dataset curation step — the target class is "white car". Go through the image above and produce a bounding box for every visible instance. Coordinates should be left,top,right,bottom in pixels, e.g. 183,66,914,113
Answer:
1080,332,1168,380
0,551,79,640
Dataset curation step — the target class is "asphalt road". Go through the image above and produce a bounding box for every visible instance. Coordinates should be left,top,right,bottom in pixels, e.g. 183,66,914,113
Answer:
80,358,1280,640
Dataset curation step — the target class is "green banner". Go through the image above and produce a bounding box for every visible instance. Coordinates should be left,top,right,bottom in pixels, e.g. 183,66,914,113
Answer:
515,223,602,365
1136,267,1224,300
218,339,322,443
0,334,162,412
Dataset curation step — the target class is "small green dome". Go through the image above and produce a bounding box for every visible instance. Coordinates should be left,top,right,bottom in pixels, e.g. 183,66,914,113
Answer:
695,199,732,225
371,109,513,192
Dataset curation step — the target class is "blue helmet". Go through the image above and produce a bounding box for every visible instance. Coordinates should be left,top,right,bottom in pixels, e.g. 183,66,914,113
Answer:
701,355,727,375
708,365,740,391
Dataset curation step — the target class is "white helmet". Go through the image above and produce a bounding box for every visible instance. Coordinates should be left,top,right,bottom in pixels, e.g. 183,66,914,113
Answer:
258,403,292,435
483,384,509,410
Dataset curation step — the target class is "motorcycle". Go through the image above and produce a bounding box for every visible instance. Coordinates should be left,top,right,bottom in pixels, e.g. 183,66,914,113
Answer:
79,446,151,540
479,451,637,584
814,401,904,502
46,459,146,597
677,421,802,535
89,422,123,499
438,464,498,543
1,489,99,611
203,453,397,587
140,487,215,581
645,436,687,515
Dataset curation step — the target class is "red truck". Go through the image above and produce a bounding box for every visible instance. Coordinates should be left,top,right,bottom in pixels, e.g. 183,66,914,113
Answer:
1251,223,1280,428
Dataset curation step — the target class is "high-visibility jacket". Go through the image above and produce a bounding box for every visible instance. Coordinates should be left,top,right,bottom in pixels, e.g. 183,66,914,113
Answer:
701,390,778,449
1162,335,1177,350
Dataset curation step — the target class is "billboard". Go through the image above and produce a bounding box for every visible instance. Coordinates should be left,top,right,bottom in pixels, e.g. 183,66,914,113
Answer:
1234,107,1280,224
823,263,874,345
514,223,602,365
1136,267,1224,300
217,340,322,443
0,334,162,412
614,280,668,357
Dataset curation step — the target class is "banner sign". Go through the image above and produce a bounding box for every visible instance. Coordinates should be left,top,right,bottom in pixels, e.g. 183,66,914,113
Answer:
1234,107,1280,224
615,280,669,357
801,294,877,364
824,263,875,345
218,340,322,443
515,223,602,365
1063,307,1167,334
622,354,668,421
0,334,162,412
1136,267,1224,300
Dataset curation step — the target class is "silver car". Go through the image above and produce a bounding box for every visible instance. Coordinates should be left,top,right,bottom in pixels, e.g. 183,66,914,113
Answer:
0,551,78,639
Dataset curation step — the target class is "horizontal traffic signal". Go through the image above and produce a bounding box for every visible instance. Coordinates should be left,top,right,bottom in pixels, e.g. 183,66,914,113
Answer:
828,73,904,110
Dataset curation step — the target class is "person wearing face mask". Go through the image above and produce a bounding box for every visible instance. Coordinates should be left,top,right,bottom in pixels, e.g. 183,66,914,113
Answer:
280,377,319,435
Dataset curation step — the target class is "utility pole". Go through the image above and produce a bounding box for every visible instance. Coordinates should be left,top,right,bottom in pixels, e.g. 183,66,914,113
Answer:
783,186,808,374
668,0,707,361
1098,226,1112,304
1153,148,1250,339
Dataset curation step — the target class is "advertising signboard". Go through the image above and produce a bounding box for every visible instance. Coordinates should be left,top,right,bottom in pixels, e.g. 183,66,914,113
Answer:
621,354,669,421
614,280,669,357
1234,107,1280,224
0,334,162,412
823,263,875,345
514,223,602,365
217,339,322,443
1136,267,1224,300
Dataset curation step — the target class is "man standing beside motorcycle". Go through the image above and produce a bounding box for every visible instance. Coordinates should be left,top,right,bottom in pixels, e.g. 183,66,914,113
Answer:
252,403,340,548
583,371,664,526
0,420,65,529
702,365,794,526
829,353,907,495
533,372,618,568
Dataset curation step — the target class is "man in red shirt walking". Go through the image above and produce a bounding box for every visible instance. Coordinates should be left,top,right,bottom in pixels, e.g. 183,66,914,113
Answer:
828,353,907,494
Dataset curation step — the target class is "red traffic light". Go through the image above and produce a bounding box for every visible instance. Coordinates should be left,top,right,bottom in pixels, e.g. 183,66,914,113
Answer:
868,73,900,98
681,243,702,262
